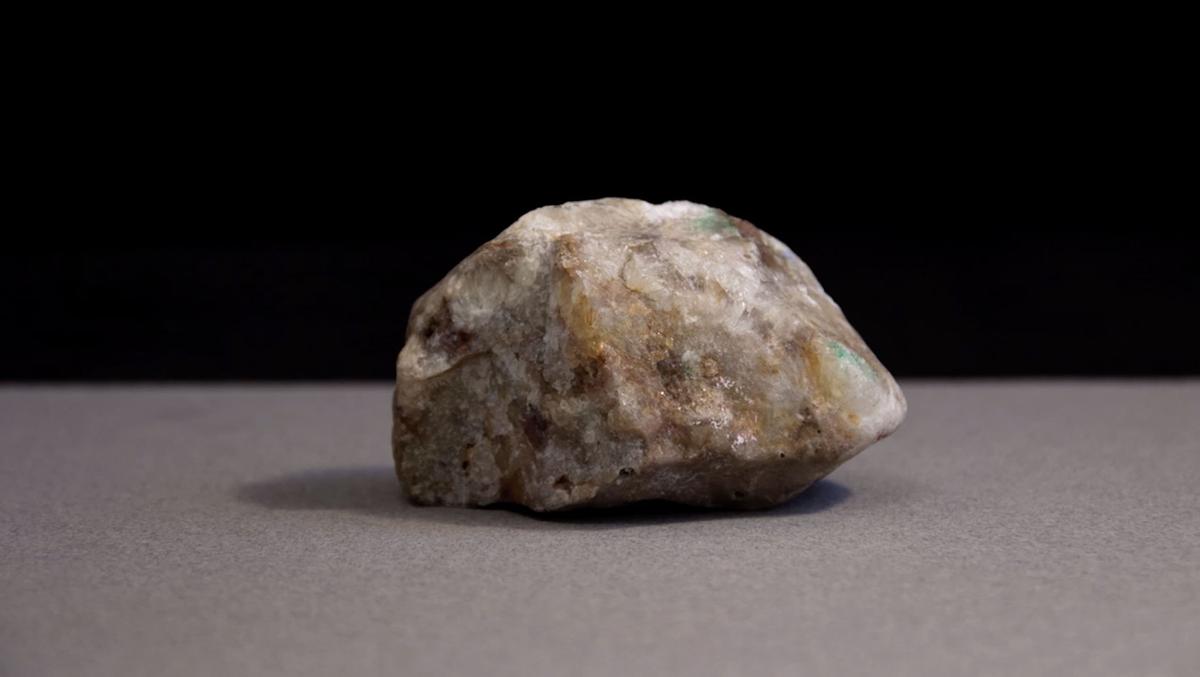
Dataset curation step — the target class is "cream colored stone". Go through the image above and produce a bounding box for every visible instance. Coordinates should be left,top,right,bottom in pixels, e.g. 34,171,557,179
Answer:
393,199,905,510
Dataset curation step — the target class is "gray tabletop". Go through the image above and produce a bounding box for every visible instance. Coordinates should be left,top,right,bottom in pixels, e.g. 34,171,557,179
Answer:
2,382,1198,677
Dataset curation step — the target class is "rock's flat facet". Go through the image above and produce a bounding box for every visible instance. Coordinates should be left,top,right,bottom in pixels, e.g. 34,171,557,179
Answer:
393,199,905,510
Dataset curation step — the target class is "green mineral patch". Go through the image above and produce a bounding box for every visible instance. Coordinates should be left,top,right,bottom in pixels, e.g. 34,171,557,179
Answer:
694,209,736,233
827,339,876,382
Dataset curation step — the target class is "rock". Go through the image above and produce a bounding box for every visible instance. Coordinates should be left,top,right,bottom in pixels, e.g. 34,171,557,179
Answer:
393,199,905,510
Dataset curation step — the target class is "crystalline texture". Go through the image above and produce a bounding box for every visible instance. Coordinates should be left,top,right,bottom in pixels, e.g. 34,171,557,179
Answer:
393,199,905,510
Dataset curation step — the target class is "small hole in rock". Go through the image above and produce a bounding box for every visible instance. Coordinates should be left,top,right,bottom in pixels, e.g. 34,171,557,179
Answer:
554,475,573,492
461,460,470,470
619,467,635,477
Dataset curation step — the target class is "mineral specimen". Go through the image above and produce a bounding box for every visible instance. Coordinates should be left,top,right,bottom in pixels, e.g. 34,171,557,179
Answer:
393,199,905,510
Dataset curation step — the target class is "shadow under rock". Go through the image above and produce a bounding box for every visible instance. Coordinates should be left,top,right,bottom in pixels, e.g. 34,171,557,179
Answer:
506,479,851,529
237,466,407,517
236,465,851,527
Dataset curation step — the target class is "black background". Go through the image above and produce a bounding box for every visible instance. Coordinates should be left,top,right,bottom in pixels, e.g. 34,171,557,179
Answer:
5,68,1195,380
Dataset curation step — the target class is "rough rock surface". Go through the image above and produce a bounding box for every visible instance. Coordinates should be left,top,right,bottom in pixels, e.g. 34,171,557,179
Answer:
393,199,905,510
